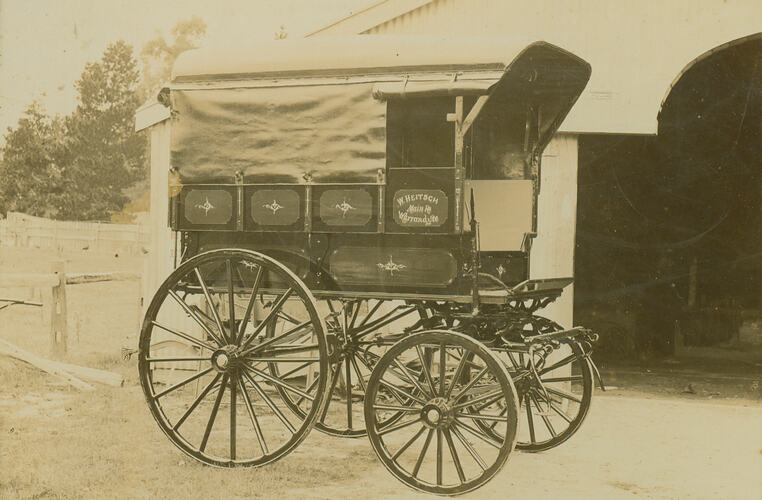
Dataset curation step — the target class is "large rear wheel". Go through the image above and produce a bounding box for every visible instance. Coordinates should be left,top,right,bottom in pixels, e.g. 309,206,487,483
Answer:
268,298,419,437
138,249,329,467
479,342,594,452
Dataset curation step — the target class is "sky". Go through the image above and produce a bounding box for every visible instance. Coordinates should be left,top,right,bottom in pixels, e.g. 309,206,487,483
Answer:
0,0,375,135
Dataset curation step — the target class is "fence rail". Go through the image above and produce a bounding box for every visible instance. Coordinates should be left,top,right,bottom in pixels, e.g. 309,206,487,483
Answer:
0,212,149,255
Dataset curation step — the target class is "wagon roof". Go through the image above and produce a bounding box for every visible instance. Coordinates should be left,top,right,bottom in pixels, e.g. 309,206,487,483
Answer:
171,35,590,85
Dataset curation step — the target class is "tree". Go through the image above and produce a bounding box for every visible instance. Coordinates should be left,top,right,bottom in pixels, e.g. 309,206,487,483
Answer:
140,16,207,100
0,40,146,220
0,102,68,217
61,40,146,220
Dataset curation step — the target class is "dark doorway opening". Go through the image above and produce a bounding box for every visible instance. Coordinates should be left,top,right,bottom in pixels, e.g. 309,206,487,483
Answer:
575,35,762,360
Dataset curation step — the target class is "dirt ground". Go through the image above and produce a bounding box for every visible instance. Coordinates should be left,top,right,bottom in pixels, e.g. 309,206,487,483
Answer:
1,247,760,499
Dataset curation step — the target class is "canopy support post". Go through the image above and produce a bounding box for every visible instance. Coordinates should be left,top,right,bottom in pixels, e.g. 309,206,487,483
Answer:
461,95,489,136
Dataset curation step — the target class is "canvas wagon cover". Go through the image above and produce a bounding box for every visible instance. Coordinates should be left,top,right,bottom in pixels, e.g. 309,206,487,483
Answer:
171,84,386,183
168,36,591,184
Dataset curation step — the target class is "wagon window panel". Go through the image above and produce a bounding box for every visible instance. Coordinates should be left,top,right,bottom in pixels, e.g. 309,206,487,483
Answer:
470,97,534,181
386,97,455,169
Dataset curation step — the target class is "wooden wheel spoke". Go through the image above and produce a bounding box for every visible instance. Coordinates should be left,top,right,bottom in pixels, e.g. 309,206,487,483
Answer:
455,411,506,423
348,301,361,331
277,361,312,380
294,374,322,409
539,354,577,376
167,290,226,347
236,265,264,344
344,359,353,428
450,424,487,471
524,394,536,443
229,374,237,460
153,367,214,399
414,345,437,395
247,357,320,363
319,364,342,422
412,428,434,477
471,392,505,413
241,370,296,434
147,356,211,363
391,425,427,461
452,388,503,411
350,356,367,394
547,399,573,424
445,350,468,400
392,359,432,400
200,373,228,452
445,349,483,372
439,343,446,396
353,306,417,340
239,288,295,351
444,428,466,483
173,373,222,430
241,318,310,356
194,268,227,343
454,420,502,449
487,406,508,431
541,375,583,383
436,428,443,485
151,320,217,352
544,386,582,403
372,403,422,412
226,260,236,345
451,366,490,403
276,310,302,325
259,343,319,356
237,377,268,455
244,365,315,401
358,299,384,328
530,392,557,437
378,378,427,406
377,416,422,437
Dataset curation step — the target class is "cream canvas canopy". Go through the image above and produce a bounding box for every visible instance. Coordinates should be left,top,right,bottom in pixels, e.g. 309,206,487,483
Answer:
168,35,591,184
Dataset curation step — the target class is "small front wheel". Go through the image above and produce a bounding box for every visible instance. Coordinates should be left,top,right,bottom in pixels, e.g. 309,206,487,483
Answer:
364,330,519,496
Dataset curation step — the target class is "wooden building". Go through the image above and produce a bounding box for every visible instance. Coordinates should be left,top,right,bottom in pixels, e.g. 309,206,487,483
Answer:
136,1,762,352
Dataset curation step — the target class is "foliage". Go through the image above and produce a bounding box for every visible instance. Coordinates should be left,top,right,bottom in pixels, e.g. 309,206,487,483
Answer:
140,16,207,99
61,40,146,220
0,41,146,220
0,102,68,217
0,18,207,221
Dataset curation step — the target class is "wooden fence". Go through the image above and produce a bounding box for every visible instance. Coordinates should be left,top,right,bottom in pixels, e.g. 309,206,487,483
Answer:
0,212,149,256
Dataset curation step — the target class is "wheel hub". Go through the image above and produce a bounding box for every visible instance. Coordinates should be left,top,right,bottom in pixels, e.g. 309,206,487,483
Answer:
211,345,240,372
421,397,454,429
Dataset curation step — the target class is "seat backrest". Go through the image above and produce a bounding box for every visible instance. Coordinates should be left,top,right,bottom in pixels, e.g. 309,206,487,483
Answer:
468,179,533,251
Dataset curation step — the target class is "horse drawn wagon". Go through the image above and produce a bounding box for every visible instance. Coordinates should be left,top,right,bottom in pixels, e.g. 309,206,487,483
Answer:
139,35,602,495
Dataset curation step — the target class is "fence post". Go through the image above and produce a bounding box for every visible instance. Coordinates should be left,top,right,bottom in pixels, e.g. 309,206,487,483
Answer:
49,260,68,358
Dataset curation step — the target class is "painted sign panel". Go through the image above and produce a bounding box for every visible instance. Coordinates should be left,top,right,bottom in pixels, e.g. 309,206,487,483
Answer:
250,189,301,226
184,189,233,225
392,189,448,227
329,246,457,287
319,189,373,226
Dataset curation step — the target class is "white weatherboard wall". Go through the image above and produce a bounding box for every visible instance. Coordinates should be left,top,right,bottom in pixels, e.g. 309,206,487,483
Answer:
530,135,578,328
143,119,174,313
